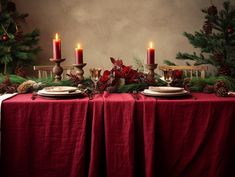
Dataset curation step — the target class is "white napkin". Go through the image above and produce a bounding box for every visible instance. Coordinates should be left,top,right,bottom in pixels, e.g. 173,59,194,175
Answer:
0,93,18,156
228,91,235,96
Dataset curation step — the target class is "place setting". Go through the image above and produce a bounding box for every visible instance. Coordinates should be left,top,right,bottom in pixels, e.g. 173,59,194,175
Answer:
37,86,85,99
141,69,190,98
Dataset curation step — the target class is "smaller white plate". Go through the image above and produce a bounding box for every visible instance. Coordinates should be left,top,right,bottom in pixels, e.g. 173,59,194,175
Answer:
142,89,189,97
149,86,184,93
43,86,78,92
38,89,83,98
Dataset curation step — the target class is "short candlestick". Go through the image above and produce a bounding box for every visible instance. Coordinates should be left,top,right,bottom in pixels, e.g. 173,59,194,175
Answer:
73,63,87,81
145,64,158,81
49,58,65,82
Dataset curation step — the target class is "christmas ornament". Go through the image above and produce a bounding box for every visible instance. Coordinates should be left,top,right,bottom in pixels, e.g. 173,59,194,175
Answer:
203,21,213,34
203,84,214,93
1,33,9,41
7,1,16,12
14,30,23,41
218,65,231,76
17,80,37,93
207,5,218,16
227,25,234,34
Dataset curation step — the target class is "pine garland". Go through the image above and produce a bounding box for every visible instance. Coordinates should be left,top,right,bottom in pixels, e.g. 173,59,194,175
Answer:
189,76,235,91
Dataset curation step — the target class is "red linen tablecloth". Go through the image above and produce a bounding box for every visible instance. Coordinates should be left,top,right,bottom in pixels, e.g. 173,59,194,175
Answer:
1,93,235,177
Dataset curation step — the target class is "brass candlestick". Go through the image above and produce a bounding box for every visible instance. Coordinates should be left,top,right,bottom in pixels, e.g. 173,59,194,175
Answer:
49,58,66,82
73,63,87,81
145,64,158,81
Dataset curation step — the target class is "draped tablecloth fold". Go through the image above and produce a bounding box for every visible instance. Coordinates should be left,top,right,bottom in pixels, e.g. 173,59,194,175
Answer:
1,93,235,177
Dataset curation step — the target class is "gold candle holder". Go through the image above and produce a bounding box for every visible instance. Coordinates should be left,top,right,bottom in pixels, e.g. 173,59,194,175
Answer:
145,64,158,81
49,58,66,82
73,63,87,81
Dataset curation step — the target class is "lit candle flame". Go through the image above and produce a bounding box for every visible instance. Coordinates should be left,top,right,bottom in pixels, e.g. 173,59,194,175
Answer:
149,42,153,49
77,43,81,49
55,33,59,41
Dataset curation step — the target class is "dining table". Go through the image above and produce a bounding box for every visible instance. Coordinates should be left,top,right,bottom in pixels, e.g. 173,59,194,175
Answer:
1,92,235,177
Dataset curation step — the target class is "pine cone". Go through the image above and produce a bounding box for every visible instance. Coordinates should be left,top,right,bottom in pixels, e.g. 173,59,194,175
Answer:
214,80,226,91
203,20,213,35
203,85,214,93
15,66,27,78
14,30,24,41
4,86,17,93
2,75,11,85
170,79,183,87
215,87,228,97
17,80,36,93
218,65,231,76
207,5,218,16
183,78,191,92
0,83,6,94
7,1,16,12
213,52,224,62
66,73,81,86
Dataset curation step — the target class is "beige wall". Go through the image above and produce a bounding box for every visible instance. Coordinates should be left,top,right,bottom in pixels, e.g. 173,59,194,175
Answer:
17,0,226,75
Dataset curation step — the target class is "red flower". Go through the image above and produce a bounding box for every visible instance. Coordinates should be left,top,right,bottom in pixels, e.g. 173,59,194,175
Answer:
99,70,110,82
113,69,122,78
121,66,132,77
174,70,183,79
110,57,123,67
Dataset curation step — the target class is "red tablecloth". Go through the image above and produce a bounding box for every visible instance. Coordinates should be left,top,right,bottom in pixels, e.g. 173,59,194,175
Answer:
1,93,235,177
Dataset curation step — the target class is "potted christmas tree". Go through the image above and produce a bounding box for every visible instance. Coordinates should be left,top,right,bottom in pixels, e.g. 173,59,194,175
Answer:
176,1,235,77
0,0,41,76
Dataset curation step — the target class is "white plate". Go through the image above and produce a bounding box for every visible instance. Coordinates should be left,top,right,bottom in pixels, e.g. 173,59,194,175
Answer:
43,86,78,92
38,89,83,97
142,89,189,97
149,86,184,93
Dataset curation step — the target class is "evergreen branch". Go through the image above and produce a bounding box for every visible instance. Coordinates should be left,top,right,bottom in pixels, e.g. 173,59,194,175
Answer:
133,57,144,72
163,60,176,66
176,52,218,66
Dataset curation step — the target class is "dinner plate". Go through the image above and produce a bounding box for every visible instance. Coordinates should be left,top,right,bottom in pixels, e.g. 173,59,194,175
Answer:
142,89,189,97
37,89,83,98
149,86,184,93
43,86,78,92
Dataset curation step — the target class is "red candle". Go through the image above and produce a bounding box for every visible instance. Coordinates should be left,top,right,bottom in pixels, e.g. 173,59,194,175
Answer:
53,33,61,59
147,42,155,64
75,43,83,64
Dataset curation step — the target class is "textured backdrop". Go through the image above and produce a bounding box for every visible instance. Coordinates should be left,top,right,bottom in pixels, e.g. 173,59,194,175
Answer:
17,0,225,75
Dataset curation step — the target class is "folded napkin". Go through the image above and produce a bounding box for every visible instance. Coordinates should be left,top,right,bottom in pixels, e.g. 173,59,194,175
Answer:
228,92,235,96
0,93,18,156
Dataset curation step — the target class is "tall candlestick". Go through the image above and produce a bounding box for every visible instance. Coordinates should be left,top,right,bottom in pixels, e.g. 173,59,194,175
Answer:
147,42,155,64
53,33,61,59
75,43,83,64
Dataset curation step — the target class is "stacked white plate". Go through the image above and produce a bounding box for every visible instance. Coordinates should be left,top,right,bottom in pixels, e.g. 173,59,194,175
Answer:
142,86,189,97
37,86,84,98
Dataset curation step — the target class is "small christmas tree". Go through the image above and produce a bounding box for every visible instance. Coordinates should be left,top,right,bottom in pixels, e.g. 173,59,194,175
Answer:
176,1,235,76
0,0,40,75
